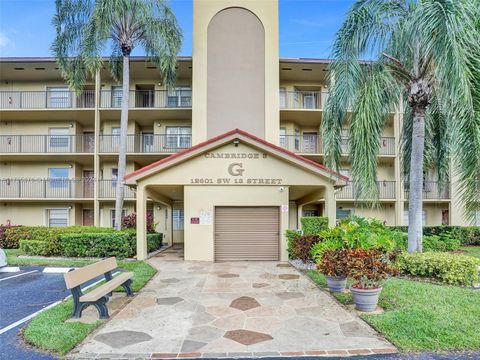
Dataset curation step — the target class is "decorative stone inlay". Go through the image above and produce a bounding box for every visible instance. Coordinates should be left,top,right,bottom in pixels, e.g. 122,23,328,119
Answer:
275,291,304,300
187,325,225,343
156,297,184,305
259,272,277,279
276,264,291,268
217,273,240,278
180,339,207,352
224,329,273,345
252,283,269,288
161,278,181,283
278,274,300,280
94,330,152,348
230,296,261,311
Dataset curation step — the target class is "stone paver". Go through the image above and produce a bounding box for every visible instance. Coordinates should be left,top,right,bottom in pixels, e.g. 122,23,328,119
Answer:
70,245,394,358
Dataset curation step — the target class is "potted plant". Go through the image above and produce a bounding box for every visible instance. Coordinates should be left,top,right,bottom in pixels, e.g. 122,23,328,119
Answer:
317,249,348,292
346,249,398,312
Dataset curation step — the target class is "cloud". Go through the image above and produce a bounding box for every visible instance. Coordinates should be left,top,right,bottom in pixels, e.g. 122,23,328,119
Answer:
0,32,12,48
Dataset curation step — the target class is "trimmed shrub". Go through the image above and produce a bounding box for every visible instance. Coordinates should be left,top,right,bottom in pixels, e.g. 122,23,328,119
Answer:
397,252,480,286
292,235,321,262
147,233,163,253
5,226,116,254
391,226,480,246
286,229,301,259
395,233,461,252
19,240,49,256
0,224,20,248
60,232,135,259
301,216,329,235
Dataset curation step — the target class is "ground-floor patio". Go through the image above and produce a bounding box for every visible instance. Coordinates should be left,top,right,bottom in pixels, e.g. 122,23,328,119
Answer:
69,246,395,358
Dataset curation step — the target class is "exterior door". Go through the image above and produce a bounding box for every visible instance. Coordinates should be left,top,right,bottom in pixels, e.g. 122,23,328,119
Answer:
83,170,94,198
142,132,154,152
83,132,94,152
302,132,318,153
83,209,94,226
214,207,280,261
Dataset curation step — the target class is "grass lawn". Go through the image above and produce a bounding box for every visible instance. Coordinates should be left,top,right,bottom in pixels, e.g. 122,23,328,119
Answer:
9,252,158,355
305,270,480,352
459,246,480,259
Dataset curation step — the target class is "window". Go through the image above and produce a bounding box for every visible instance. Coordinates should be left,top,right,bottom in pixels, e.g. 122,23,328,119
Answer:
279,128,287,148
47,209,69,227
111,168,118,187
279,87,287,108
166,127,192,149
48,168,69,188
336,208,353,220
303,210,319,217
303,92,315,109
403,210,427,226
173,209,184,231
49,128,70,150
110,209,126,228
111,86,123,107
112,127,120,151
47,87,70,108
294,128,300,151
142,132,154,152
167,87,191,108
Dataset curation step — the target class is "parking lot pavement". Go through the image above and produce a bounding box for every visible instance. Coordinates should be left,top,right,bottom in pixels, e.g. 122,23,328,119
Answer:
0,266,71,360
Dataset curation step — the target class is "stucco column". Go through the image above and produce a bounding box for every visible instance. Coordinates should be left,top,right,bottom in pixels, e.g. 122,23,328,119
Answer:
93,69,101,226
297,204,303,230
136,185,147,260
325,186,337,227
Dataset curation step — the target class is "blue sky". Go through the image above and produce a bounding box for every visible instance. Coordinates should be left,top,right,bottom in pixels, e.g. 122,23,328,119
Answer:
0,0,355,58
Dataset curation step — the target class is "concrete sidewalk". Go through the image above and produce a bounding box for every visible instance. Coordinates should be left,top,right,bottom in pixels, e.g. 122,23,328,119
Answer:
69,247,395,358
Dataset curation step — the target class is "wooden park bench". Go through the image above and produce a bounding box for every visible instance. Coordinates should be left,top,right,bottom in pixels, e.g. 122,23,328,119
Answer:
64,257,134,319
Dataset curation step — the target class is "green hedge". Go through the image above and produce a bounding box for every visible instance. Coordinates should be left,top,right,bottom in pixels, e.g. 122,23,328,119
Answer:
391,226,480,246
19,240,49,256
147,233,163,253
397,252,480,286
286,229,301,259
60,233,135,259
300,216,329,235
395,234,461,252
4,226,117,254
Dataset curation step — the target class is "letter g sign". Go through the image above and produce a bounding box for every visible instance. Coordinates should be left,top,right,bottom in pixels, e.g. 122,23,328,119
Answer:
228,163,245,176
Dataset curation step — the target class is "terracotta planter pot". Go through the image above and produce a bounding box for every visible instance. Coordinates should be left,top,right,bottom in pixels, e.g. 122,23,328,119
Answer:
350,286,382,312
326,276,347,292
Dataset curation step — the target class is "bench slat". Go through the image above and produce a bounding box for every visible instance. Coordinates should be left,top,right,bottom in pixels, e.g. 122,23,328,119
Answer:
64,257,118,289
79,272,133,302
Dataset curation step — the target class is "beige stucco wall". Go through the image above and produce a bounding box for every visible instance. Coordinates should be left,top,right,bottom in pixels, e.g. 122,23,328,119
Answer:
192,0,279,144
0,202,79,226
183,185,289,261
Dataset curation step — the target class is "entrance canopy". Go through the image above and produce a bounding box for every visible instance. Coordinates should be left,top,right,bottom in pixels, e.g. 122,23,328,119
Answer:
125,129,347,261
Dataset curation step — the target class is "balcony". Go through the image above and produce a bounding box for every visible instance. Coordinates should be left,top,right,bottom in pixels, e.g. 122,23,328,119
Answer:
279,135,396,156
280,90,324,110
99,134,192,153
98,180,135,199
0,178,95,199
100,90,192,109
336,181,396,200
0,135,94,153
0,90,95,109
404,181,451,200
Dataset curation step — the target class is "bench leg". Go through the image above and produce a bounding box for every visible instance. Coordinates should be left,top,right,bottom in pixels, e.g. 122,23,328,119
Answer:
72,302,88,319
122,279,134,296
93,296,110,319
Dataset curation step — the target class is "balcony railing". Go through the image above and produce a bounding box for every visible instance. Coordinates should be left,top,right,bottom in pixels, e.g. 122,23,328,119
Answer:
99,134,192,153
100,90,192,109
404,181,451,200
0,91,95,109
280,134,323,154
0,178,95,198
280,135,396,155
98,180,135,199
336,181,396,200
280,91,323,110
0,135,95,153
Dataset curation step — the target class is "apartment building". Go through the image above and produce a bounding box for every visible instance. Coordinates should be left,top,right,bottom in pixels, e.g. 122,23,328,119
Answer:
0,0,472,261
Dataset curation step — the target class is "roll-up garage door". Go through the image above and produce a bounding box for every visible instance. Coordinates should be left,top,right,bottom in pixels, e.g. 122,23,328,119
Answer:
214,207,280,261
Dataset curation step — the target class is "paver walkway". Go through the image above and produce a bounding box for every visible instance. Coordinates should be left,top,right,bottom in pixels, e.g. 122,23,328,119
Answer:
70,245,395,358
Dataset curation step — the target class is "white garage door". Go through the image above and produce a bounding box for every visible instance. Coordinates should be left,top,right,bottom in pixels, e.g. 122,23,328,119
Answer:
214,207,280,261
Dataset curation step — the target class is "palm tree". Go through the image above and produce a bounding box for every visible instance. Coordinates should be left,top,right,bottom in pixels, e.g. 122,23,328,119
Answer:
322,0,480,252
52,0,182,230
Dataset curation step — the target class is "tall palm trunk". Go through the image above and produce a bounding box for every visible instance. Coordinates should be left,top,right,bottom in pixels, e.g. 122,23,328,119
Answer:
407,103,426,252
114,55,130,230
